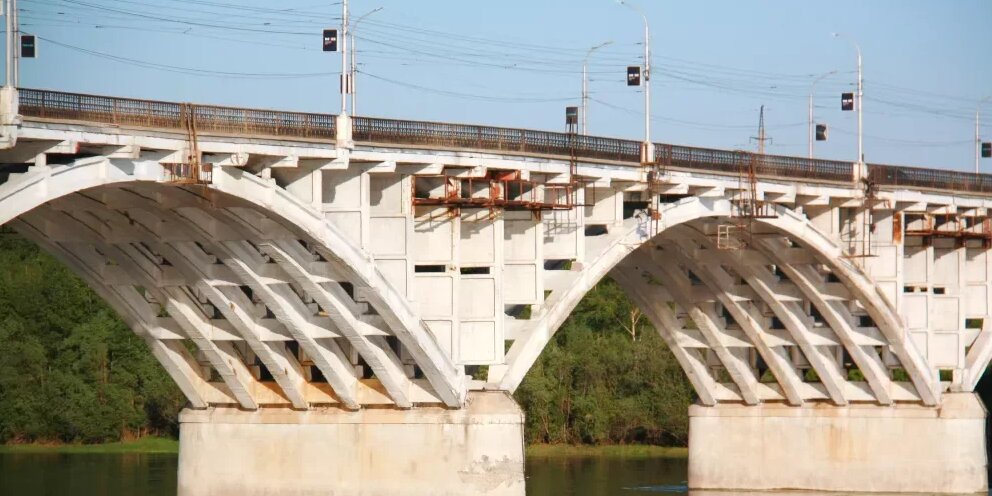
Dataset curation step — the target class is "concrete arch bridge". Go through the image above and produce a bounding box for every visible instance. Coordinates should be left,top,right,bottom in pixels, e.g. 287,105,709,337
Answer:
0,87,989,495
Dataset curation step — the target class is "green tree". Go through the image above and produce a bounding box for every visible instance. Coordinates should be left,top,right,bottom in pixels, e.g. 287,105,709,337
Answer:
0,236,184,443
515,278,695,446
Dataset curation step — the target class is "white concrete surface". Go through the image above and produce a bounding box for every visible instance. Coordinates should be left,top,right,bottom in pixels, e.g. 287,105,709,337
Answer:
688,392,989,494
177,392,525,496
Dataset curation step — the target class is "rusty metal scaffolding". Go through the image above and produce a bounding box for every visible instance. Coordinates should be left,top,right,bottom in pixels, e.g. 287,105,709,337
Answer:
165,103,211,185
903,212,992,247
410,172,576,217
717,151,777,250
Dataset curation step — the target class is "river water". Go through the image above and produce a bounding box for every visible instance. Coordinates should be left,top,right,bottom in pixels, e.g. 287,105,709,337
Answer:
0,452,979,495
0,452,693,495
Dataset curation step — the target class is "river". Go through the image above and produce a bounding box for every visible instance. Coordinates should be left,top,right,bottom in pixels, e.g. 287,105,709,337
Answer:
0,452,693,495
0,452,981,495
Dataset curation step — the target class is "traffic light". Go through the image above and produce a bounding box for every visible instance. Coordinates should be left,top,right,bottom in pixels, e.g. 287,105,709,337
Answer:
20,35,35,59
322,29,338,52
815,124,828,141
565,106,578,126
983,142,992,159
841,92,855,111
627,66,641,86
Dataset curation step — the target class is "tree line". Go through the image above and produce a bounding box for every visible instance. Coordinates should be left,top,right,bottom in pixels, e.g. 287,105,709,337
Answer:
0,236,694,446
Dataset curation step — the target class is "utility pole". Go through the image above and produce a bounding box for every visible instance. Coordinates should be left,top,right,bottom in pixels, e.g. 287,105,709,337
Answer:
340,0,349,115
834,33,863,174
808,70,836,159
618,0,653,162
5,0,13,88
977,96,990,173
351,7,383,117
12,0,19,86
582,41,611,135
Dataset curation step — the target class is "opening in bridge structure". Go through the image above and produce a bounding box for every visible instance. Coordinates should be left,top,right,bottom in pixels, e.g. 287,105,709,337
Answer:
1,87,989,495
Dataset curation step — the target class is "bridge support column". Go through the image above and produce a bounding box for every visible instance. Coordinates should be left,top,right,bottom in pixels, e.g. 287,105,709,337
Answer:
177,392,524,496
688,392,988,494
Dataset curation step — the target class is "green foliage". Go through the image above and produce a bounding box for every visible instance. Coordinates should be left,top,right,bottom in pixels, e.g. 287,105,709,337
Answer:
0,236,185,444
515,278,695,446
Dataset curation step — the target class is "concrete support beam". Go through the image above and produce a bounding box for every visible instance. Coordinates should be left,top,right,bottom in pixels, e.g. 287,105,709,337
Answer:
670,225,850,405
262,239,415,408
10,218,214,409
611,265,720,406
631,249,761,405
657,242,806,405
756,237,895,404
26,209,260,409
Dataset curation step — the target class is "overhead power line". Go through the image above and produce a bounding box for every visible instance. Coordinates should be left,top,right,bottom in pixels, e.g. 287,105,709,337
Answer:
38,36,338,78
357,70,574,103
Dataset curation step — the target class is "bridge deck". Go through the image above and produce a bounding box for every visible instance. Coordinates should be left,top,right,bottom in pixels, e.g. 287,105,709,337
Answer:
18,87,992,195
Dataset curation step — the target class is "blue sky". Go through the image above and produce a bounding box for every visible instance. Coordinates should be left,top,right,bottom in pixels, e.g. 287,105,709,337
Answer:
13,0,992,170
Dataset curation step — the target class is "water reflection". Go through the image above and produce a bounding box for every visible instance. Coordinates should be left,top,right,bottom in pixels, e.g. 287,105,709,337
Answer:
0,452,981,495
0,453,177,496
526,455,688,495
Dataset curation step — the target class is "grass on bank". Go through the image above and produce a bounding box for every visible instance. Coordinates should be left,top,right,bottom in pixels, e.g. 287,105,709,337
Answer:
526,444,687,459
0,437,179,454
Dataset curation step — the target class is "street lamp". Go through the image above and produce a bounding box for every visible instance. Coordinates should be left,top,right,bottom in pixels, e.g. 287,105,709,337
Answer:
808,70,837,159
351,6,383,116
977,96,990,173
340,0,350,115
833,33,863,174
617,0,653,163
582,41,612,135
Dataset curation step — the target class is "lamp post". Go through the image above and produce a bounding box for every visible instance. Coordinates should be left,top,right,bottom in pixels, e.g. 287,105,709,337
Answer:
977,96,990,173
351,6,383,116
582,41,612,135
618,0,653,162
5,0,13,88
808,70,837,159
833,33,863,172
340,0,349,115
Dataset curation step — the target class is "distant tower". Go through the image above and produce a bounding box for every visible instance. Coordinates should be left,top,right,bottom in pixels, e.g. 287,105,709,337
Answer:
750,105,772,155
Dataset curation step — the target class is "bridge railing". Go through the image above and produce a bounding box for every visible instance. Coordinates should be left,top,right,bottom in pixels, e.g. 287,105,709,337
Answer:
868,164,992,194
17,88,992,195
656,144,853,182
18,88,336,140
352,116,643,162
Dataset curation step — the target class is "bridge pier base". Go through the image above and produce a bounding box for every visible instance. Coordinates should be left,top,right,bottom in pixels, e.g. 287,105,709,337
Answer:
176,392,525,496
688,392,988,494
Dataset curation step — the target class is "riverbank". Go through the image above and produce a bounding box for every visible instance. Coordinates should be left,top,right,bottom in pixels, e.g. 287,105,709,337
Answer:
0,438,686,458
526,444,687,458
0,437,179,454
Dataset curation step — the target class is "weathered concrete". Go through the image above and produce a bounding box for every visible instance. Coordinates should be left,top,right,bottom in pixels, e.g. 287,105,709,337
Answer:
177,392,524,496
688,392,988,494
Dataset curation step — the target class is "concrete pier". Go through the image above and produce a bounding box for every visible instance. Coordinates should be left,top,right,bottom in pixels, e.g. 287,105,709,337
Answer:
688,392,989,494
177,392,525,496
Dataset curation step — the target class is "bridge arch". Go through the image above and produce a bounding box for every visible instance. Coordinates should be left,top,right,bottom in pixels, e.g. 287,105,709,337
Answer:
495,197,939,406
0,157,465,409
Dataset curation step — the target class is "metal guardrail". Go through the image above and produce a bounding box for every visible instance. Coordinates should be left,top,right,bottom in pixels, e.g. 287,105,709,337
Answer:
657,144,853,183
352,116,642,162
868,164,992,194
16,88,992,194
18,88,336,140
